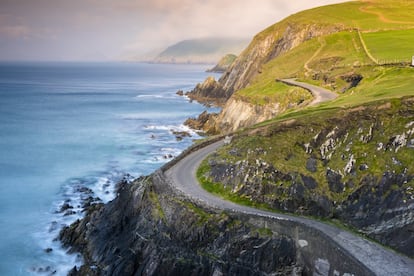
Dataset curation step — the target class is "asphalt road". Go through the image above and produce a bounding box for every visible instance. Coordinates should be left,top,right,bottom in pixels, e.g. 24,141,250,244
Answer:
279,78,338,105
165,140,414,276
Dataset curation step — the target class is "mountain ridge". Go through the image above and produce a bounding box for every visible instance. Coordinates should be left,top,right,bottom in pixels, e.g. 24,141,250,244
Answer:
152,37,248,64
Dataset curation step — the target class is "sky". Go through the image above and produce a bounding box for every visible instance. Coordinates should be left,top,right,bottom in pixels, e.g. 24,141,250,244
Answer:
0,0,346,61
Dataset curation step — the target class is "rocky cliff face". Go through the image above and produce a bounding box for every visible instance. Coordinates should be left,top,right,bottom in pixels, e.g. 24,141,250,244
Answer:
185,76,226,106
60,174,300,275
188,21,346,132
218,22,345,95
215,98,281,132
201,98,414,257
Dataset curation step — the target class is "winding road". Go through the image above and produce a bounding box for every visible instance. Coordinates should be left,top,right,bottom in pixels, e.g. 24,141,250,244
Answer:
165,140,414,275
279,78,338,105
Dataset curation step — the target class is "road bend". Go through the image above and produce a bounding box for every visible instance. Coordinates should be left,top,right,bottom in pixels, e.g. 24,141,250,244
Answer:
279,78,338,105
165,140,414,276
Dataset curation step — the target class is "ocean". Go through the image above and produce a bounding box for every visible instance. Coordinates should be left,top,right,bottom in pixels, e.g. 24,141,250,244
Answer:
0,62,218,275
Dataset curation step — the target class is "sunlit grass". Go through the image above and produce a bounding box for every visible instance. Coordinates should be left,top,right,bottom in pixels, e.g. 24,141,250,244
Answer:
362,29,414,62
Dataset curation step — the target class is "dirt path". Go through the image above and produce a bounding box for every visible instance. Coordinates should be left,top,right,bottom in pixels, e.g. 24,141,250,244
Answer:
357,28,379,64
359,4,414,25
304,37,326,75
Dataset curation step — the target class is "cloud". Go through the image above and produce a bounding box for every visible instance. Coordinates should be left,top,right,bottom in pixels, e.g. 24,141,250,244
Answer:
113,0,193,13
121,0,345,58
0,25,30,38
0,0,346,61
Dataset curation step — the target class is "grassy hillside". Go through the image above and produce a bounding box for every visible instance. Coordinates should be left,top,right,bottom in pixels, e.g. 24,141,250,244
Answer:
234,0,414,109
362,29,414,63
197,1,414,256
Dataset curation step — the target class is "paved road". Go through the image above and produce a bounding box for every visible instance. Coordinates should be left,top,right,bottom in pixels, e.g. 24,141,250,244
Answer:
279,78,338,105
165,140,414,276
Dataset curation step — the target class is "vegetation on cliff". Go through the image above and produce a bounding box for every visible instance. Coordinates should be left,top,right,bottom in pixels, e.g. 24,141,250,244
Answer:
189,0,414,133
189,0,414,260
60,175,300,275
199,97,414,257
60,1,414,273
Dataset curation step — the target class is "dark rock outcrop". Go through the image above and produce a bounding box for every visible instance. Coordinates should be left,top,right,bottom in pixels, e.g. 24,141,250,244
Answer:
340,73,363,90
186,76,227,106
202,98,414,257
60,175,300,275
184,111,218,134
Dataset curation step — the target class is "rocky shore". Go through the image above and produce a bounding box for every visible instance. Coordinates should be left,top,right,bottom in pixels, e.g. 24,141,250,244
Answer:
59,174,302,275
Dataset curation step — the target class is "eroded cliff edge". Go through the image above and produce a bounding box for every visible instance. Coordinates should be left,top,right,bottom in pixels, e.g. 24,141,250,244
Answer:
185,20,347,133
200,97,414,258
59,174,301,275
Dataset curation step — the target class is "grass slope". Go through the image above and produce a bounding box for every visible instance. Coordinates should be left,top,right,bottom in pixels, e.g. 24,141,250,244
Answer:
196,0,414,256
362,29,414,62
234,0,414,110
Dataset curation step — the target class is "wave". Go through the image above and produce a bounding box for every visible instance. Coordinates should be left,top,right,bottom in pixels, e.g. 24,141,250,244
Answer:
135,94,178,100
143,123,197,135
31,167,135,275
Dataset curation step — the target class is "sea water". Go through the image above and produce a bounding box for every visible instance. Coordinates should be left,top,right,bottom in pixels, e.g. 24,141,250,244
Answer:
0,62,219,275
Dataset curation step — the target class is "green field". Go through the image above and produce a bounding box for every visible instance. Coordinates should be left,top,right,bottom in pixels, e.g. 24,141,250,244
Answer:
362,29,414,63
257,0,414,40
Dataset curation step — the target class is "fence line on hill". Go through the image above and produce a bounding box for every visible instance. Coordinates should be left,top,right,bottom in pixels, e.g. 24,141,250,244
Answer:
356,29,412,67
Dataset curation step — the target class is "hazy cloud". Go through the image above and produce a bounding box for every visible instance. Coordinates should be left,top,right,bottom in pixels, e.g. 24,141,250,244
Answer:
0,25,30,38
0,0,346,61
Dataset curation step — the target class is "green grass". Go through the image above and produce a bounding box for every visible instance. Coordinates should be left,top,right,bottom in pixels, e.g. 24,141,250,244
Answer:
235,0,414,107
193,1,414,256
237,32,414,110
197,0,414,217
290,0,414,31
308,31,373,69
214,96,414,200
332,67,414,107
256,0,414,43
196,145,392,240
148,191,166,221
362,29,414,62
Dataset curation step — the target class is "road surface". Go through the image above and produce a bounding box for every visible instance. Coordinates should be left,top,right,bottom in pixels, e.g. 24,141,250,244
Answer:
279,78,338,105
165,140,414,276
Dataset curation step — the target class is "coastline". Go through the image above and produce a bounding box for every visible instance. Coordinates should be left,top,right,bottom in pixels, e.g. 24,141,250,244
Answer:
0,62,216,275
59,110,414,276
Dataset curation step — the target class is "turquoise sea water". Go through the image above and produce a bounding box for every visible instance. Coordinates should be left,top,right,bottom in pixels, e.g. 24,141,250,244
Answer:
0,62,217,275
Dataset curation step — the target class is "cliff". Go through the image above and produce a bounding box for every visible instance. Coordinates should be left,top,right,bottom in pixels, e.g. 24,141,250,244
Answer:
187,0,414,133
218,23,344,95
200,97,414,258
187,22,343,106
185,19,346,131
59,174,301,275
58,1,414,274
215,98,281,132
